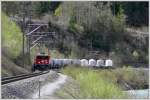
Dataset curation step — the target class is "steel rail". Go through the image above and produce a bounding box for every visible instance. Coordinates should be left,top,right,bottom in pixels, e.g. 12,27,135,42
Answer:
2,71,49,85
2,71,43,81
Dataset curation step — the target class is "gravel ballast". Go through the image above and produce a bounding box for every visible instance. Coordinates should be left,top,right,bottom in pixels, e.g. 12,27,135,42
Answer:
2,70,60,99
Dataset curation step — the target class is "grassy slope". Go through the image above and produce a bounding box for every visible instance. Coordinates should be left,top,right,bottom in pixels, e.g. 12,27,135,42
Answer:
2,12,22,59
58,66,125,99
57,66,148,99
2,54,29,77
1,12,29,77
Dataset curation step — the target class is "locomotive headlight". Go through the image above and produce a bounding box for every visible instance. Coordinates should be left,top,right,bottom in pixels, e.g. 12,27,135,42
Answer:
45,60,48,64
38,61,41,64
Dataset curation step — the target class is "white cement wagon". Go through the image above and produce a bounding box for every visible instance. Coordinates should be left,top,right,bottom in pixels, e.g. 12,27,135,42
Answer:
88,59,96,67
81,59,88,66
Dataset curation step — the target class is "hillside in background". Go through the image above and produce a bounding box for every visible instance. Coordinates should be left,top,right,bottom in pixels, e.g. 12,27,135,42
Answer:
39,2,148,66
1,1,149,77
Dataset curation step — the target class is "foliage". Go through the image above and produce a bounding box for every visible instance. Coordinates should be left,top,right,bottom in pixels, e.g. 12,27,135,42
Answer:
2,2,61,18
63,65,148,96
1,12,31,76
2,1,148,66
2,1,148,27
111,5,126,33
54,5,62,16
111,2,148,26
62,66,125,98
1,12,23,59
35,2,51,16
112,67,148,89
68,16,77,32
133,50,139,59
122,2,148,26
2,2,22,16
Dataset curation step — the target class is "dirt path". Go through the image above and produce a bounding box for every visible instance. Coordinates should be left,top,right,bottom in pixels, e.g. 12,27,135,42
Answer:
32,73,67,99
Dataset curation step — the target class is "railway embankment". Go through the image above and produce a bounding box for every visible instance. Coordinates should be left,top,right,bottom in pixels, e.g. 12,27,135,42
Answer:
2,70,59,99
54,65,149,99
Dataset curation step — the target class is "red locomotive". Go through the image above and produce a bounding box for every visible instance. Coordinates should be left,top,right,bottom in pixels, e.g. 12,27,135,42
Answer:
32,52,50,72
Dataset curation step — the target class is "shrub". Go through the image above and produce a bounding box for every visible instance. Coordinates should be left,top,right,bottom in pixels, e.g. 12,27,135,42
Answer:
1,12,23,59
62,66,125,98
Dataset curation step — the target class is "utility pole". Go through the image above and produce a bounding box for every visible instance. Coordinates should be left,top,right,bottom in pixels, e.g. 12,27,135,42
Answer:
24,2,32,65
21,2,32,67
22,3,26,68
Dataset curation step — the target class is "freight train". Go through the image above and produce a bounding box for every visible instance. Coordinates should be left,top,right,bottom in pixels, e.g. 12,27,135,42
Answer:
32,53,113,71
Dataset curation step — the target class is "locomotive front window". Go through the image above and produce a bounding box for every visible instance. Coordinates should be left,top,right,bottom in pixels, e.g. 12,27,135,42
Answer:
36,56,49,59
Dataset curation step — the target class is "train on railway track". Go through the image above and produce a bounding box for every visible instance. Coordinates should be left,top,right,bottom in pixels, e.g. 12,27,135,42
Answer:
32,53,50,71
32,52,113,72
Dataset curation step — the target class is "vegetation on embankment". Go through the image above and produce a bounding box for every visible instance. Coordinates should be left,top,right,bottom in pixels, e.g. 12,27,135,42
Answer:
58,65,148,98
59,66,125,98
1,12,29,77
109,67,149,89
2,12,22,59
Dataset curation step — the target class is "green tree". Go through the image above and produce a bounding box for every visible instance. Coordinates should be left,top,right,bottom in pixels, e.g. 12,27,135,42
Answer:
122,2,148,26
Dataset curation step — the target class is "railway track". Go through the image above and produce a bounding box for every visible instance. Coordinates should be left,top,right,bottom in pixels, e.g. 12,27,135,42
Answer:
2,71,49,85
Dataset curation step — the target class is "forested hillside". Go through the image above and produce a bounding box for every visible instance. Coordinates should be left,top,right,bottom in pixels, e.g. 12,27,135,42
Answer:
31,2,148,66
1,1,148,77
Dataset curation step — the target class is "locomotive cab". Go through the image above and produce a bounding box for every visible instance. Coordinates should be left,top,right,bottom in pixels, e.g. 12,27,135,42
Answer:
32,53,50,71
